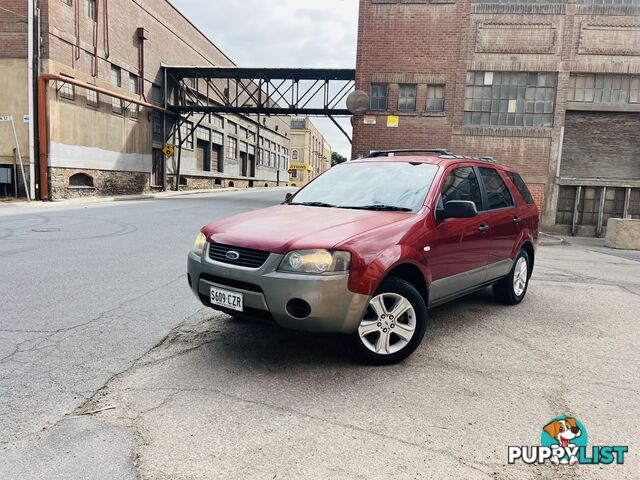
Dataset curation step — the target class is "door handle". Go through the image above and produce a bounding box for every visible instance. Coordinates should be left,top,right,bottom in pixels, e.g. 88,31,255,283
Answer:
513,217,522,224
478,224,490,232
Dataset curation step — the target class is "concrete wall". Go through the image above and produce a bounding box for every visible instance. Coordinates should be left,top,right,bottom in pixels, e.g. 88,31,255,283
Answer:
0,59,31,196
0,59,29,164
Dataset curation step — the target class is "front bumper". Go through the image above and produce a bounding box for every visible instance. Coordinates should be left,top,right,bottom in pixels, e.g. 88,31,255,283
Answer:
187,247,370,334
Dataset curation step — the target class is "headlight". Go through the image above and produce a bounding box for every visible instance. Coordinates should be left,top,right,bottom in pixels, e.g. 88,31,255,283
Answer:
278,249,351,275
192,232,207,255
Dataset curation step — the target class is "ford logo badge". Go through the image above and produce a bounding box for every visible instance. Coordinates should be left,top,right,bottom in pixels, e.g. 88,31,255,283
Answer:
225,250,240,261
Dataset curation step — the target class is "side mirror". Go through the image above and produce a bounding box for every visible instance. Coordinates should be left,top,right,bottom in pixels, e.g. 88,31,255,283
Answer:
436,200,478,220
285,192,293,202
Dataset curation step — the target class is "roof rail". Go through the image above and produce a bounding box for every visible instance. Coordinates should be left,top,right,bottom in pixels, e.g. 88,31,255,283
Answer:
362,148,501,164
365,148,452,158
439,154,500,164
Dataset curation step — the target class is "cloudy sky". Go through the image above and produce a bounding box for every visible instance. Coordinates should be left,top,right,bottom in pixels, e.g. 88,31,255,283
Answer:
171,0,359,158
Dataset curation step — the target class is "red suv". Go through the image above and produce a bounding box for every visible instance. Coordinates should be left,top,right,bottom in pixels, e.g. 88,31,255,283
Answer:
187,149,539,364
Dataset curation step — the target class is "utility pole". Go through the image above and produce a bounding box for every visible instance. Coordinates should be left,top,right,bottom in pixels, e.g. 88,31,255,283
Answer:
28,0,37,199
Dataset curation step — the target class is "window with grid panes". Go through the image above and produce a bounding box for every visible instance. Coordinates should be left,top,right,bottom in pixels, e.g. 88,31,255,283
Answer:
86,88,98,107
152,111,162,141
227,137,237,160
473,0,565,2
110,65,121,87
568,74,640,104
180,122,193,150
577,0,640,4
85,0,96,20
398,84,417,112
426,84,445,112
370,84,388,111
58,78,75,101
128,73,139,120
464,72,557,127
210,115,223,129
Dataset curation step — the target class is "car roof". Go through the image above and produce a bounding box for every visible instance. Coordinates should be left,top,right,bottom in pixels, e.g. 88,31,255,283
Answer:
350,154,516,171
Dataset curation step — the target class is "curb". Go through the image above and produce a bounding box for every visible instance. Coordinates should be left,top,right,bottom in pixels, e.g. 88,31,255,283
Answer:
539,232,567,247
1,186,292,208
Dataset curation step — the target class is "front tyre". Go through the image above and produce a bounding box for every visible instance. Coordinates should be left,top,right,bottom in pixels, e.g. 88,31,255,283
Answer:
492,249,530,305
350,276,427,365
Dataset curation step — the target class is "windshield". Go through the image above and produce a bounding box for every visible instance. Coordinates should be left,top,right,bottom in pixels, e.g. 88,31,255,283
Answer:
289,161,439,213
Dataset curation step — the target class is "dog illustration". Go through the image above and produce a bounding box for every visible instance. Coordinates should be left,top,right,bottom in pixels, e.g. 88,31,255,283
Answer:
543,417,582,465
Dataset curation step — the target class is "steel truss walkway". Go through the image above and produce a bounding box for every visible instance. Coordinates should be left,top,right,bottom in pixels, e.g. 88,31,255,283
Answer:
160,66,356,189
163,67,355,116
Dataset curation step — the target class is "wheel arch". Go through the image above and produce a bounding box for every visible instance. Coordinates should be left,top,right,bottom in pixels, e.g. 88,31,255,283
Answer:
520,240,535,274
382,263,429,304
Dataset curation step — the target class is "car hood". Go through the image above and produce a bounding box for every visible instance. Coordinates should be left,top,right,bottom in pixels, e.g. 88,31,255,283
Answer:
202,205,414,253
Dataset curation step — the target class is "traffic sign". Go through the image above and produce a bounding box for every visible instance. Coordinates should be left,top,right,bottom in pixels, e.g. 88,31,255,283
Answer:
162,145,175,157
0,115,12,122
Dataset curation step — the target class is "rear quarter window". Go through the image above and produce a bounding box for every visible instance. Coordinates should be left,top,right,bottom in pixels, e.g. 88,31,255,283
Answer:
478,167,514,210
506,172,535,204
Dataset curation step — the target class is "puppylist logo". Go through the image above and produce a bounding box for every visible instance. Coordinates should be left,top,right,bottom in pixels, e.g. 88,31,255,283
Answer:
508,416,628,466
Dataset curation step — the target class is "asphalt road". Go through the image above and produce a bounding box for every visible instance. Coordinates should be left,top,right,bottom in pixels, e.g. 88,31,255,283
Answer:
0,189,291,477
2,190,640,479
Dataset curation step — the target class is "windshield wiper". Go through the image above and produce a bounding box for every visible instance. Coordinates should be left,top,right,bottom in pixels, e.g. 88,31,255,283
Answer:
338,204,413,212
289,201,336,208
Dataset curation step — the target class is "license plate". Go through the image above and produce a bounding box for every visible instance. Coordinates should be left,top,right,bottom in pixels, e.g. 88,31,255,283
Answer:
210,286,244,312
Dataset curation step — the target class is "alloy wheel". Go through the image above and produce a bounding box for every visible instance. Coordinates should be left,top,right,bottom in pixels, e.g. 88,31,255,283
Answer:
358,293,416,355
513,256,528,297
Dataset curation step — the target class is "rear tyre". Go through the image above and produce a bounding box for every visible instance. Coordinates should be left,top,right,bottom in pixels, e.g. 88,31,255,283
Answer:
350,276,428,365
492,249,530,305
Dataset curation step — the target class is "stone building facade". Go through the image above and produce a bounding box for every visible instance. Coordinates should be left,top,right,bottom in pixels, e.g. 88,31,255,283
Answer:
353,0,640,236
0,0,290,200
289,117,332,186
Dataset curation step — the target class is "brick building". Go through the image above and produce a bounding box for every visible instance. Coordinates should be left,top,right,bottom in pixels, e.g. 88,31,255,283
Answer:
353,0,640,236
289,117,332,186
0,0,290,200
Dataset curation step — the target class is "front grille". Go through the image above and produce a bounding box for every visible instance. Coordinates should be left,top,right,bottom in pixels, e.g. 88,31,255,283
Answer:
208,243,271,268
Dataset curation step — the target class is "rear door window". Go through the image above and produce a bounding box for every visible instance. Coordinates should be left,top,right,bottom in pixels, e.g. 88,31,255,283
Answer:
506,171,534,204
478,168,514,210
438,167,483,211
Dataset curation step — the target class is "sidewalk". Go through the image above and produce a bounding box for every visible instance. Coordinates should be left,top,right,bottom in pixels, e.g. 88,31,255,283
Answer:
0,186,291,209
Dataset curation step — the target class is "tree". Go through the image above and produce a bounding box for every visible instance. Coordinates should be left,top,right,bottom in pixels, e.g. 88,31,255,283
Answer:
331,152,347,167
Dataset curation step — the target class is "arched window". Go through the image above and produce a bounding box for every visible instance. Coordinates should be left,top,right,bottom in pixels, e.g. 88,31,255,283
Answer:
69,173,94,187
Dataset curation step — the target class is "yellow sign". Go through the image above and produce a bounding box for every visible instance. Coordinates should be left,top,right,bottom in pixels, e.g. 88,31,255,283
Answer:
387,115,399,128
289,162,311,171
162,145,175,157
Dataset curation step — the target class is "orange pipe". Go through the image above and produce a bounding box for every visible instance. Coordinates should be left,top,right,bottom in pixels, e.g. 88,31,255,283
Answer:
37,73,173,200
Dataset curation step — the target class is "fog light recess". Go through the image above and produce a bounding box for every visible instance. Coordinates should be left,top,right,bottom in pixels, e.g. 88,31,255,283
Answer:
286,299,311,319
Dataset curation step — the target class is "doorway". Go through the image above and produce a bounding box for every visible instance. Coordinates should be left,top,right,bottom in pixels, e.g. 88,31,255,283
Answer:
248,153,256,177
212,144,223,172
151,150,164,187
240,151,248,177
196,140,211,172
